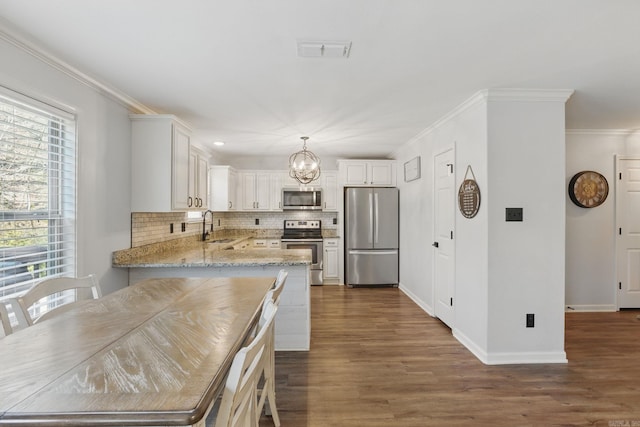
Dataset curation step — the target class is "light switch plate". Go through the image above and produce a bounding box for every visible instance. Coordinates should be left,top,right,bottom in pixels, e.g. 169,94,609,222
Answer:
506,208,523,222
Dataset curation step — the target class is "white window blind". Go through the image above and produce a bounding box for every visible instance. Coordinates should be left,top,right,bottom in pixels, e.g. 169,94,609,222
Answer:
0,87,77,317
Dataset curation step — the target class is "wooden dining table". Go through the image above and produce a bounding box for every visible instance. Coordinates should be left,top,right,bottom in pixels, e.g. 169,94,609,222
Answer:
0,276,275,426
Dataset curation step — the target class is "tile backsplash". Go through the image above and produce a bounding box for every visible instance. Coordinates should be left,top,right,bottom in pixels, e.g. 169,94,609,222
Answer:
131,211,338,248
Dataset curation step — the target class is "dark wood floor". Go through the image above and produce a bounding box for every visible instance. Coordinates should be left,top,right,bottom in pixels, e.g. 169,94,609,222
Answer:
260,285,640,427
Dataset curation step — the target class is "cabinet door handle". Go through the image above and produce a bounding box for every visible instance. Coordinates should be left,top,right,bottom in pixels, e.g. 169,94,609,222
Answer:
188,196,193,207
229,201,232,209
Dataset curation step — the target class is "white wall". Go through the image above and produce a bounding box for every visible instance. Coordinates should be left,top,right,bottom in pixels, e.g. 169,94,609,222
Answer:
396,90,569,364
0,37,132,294
484,96,567,363
564,131,640,311
448,100,489,356
395,135,434,312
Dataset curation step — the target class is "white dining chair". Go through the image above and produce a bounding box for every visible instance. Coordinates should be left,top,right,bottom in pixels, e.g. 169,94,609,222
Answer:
0,301,12,337
209,299,278,427
272,269,287,305
255,269,287,426
14,274,102,327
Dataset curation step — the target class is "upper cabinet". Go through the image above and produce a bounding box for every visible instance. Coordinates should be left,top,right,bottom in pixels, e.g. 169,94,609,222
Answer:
208,168,338,212
239,171,271,210
131,114,195,212
189,149,209,209
210,165,238,211
338,160,396,187
270,171,288,210
321,171,338,211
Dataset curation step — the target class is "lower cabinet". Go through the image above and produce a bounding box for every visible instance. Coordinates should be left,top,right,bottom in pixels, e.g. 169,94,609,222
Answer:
323,238,339,284
128,263,310,351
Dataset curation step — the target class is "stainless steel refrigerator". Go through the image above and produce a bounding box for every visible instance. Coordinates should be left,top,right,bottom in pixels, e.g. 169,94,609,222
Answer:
345,187,399,286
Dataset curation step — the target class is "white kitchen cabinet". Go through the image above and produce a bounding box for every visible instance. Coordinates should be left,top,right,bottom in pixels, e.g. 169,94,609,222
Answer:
268,239,282,249
210,165,238,211
240,171,270,210
253,239,268,248
338,160,396,187
253,239,282,248
323,238,340,283
188,149,209,209
321,171,338,211
131,114,193,212
270,172,288,210
128,263,310,351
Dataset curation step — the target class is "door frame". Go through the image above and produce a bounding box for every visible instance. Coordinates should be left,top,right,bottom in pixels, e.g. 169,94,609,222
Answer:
432,144,456,327
615,155,640,310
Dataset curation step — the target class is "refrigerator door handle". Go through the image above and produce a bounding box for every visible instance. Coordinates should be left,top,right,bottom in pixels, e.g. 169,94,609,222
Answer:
349,250,398,256
368,192,373,244
374,192,379,244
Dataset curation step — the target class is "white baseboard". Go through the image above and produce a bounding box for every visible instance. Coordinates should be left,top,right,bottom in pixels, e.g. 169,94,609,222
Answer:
398,283,568,365
452,328,488,362
454,328,567,364
565,304,616,312
398,282,434,317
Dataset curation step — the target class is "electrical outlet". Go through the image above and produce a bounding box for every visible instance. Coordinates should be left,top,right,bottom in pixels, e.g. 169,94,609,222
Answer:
181,222,186,232
169,223,174,234
255,218,260,225
506,208,523,222
333,217,337,225
526,313,535,328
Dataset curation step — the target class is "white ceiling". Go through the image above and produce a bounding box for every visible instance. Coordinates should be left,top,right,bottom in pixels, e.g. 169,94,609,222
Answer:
1,0,640,160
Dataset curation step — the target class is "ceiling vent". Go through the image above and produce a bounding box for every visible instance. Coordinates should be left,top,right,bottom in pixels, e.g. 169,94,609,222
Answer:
297,40,352,58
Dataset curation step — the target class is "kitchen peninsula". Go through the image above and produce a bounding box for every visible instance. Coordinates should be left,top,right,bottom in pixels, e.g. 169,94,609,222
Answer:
113,237,311,351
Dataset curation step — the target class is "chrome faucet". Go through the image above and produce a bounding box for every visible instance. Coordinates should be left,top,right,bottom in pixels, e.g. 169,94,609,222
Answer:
202,210,214,241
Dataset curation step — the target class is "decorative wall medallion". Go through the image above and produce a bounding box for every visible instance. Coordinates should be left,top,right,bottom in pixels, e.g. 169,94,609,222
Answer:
458,165,480,218
568,170,609,208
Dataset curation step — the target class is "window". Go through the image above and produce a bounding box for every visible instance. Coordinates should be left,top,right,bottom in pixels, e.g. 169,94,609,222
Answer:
0,87,77,316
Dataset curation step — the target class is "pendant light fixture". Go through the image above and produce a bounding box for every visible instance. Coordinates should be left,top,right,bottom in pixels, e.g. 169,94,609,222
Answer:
289,136,321,184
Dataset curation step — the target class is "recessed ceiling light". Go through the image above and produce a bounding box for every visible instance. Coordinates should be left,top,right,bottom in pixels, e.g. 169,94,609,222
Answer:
297,40,351,58
213,141,225,146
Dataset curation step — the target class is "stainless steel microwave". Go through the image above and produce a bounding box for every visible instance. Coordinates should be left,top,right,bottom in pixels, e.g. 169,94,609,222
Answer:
282,188,323,210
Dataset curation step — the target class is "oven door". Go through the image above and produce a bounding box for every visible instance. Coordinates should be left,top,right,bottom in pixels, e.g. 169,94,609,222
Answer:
281,240,323,285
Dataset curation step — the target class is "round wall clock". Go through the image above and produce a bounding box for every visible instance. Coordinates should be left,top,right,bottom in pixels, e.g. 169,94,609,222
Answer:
568,170,609,208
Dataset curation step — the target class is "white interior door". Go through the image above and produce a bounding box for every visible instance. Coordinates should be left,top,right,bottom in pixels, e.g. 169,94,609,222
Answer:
616,157,640,308
433,148,455,328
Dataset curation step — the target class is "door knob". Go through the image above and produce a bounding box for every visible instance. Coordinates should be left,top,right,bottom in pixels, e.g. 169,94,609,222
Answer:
432,242,439,248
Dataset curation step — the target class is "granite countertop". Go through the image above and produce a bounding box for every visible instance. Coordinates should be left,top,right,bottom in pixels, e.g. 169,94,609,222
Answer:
112,237,312,268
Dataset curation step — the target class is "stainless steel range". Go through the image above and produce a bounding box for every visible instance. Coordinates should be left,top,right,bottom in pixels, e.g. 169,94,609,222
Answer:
281,220,323,285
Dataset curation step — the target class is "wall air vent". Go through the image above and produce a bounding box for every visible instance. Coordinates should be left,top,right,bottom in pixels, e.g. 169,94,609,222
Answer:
296,40,352,58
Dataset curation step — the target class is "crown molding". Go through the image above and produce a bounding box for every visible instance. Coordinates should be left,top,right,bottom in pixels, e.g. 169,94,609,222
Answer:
565,129,634,136
0,25,155,114
398,90,487,151
481,88,574,103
